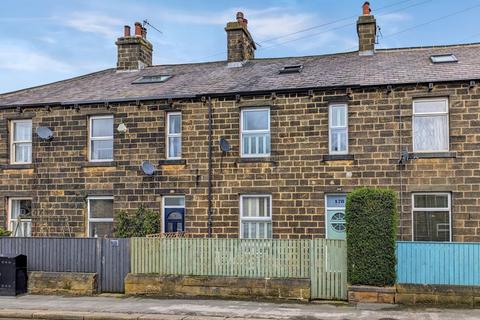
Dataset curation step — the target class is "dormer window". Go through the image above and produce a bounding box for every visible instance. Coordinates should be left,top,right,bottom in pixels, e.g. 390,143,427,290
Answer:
430,54,457,64
132,75,172,84
279,65,303,74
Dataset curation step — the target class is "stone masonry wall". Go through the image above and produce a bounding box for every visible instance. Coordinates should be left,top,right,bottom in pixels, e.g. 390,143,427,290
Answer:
0,81,479,240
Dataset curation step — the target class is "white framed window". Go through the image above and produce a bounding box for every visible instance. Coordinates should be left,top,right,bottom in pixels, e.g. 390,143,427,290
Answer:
413,98,449,152
162,195,185,233
89,115,114,162
240,195,272,239
87,196,114,238
8,198,32,237
240,108,270,157
10,119,32,164
412,193,451,242
329,104,348,154
166,112,182,159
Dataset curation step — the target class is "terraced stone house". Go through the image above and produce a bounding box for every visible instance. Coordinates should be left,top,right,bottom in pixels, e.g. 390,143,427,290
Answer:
1,3,479,241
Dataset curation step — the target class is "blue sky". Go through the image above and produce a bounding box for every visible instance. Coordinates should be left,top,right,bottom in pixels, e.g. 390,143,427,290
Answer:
1,0,479,93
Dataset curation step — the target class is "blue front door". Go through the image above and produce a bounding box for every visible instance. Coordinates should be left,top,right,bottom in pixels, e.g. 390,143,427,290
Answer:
164,207,185,233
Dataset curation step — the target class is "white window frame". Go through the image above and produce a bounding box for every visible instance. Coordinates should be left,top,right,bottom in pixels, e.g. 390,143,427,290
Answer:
89,115,114,162
239,194,272,239
162,195,186,233
328,103,348,155
10,119,32,164
166,112,182,160
240,108,271,158
87,196,114,237
7,197,32,237
411,192,452,242
412,98,449,153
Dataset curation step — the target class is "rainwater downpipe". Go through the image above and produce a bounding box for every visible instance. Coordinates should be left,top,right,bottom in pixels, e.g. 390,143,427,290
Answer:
207,96,213,238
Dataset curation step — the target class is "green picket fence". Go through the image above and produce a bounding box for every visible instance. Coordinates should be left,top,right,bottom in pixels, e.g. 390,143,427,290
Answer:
130,237,347,300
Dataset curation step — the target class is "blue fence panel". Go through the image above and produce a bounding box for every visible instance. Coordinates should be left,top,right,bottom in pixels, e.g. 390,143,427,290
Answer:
396,241,480,286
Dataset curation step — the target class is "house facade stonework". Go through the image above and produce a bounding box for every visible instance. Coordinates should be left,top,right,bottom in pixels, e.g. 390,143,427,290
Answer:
0,4,479,241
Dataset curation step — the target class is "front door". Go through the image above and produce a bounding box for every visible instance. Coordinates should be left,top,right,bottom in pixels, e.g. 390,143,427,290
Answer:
326,194,347,240
163,195,185,233
164,208,184,232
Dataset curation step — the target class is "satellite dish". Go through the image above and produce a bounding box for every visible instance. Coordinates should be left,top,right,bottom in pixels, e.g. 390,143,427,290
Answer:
140,160,155,176
36,127,54,140
219,137,231,152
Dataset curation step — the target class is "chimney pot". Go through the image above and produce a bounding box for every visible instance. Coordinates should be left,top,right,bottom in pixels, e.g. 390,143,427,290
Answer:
243,18,248,26
134,22,142,37
236,12,244,23
362,2,371,15
124,25,131,37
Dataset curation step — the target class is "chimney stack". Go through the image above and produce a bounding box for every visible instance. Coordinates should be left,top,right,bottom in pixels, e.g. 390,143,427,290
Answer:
225,12,256,64
115,22,153,71
357,2,376,55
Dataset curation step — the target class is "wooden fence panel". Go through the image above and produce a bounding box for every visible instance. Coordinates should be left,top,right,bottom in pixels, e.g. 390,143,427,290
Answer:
131,238,311,278
397,241,480,286
131,237,347,300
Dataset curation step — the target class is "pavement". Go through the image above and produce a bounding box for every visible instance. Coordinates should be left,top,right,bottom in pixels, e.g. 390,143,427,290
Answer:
0,295,479,320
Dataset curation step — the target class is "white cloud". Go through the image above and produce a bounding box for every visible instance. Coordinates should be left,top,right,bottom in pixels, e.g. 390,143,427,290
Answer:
0,44,71,72
63,12,122,38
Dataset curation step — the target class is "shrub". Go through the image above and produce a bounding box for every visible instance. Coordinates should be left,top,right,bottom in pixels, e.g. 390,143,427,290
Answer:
114,205,160,237
345,187,398,286
0,227,11,237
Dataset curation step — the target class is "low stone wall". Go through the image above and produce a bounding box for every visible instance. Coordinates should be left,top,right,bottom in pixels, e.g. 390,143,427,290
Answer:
125,274,310,301
28,272,97,296
348,285,396,304
396,284,480,307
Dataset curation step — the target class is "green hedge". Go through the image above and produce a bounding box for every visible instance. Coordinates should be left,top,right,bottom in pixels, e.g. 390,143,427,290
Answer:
345,187,398,286
114,205,160,237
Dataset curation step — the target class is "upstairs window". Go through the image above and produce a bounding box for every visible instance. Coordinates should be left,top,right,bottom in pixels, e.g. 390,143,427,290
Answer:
329,104,348,154
412,193,451,242
11,119,32,164
166,112,182,159
89,115,114,162
241,108,270,157
413,98,449,152
240,195,272,239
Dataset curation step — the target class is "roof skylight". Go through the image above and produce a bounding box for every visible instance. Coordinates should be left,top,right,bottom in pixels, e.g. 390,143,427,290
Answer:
279,64,303,74
430,54,457,64
132,75,172,84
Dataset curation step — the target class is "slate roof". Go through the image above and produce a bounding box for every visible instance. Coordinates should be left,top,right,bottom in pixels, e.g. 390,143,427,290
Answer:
1,43,480,107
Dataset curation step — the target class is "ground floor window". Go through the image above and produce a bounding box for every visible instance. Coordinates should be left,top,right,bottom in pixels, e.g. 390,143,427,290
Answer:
325,194,346,240
88,196,114,238
8,198,32,237
240,195,272,239
163,195,185,233
412,193,451,242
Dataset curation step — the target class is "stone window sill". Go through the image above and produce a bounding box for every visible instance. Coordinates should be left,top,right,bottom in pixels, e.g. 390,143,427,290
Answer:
159,159,187,165
1,164,34,170
82,161,117,168
322,154,355,162
235,157,277,164
409,152,457,159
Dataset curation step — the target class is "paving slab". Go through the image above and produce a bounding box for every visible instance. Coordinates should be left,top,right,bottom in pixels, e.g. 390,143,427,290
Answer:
0,295,480,320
